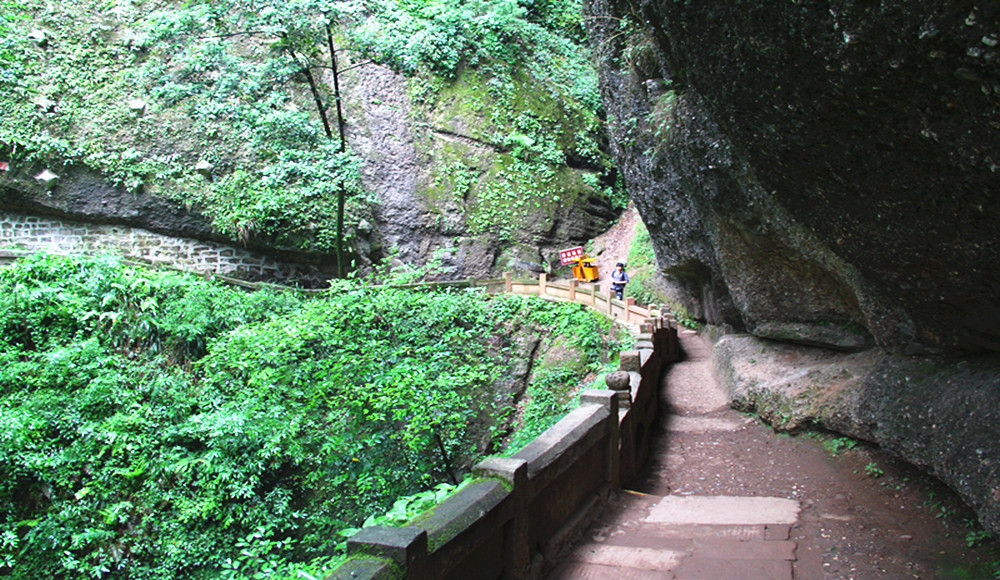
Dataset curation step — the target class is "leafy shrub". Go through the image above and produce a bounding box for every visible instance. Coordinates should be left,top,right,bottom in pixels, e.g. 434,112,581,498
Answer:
0,253,620,578
1,0,609,260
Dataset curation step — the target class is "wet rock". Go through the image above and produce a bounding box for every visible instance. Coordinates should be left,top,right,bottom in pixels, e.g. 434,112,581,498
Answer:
753,322,873,352
3,165,216,242
585,0,1000,537
34,169,59,186
586,0,1000,355
31,95,55,112
714,332,1000,536
27,29,47,46
194,160,213,176
345,62,618,279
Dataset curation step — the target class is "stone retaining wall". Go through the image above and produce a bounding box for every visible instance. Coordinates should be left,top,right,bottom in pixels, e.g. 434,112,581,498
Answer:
0,211,319,282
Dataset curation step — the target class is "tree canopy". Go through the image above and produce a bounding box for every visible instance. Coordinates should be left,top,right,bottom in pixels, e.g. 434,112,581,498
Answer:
0,253,626,578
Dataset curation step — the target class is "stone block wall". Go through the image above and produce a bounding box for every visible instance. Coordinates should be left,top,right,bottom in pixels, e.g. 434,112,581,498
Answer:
0,211,320,282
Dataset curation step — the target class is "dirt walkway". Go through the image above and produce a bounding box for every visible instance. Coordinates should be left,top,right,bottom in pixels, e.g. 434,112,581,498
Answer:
552,329,999,579
580,203,640,296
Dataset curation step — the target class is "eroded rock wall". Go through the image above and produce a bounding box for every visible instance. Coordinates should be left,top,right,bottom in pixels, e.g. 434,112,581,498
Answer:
587,0,1000,354
585,0,1000,533
715,333,1000,536
341,62,620,278
2,64,617,281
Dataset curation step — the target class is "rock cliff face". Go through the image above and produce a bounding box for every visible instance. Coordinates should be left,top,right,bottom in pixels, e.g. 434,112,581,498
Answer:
1,62,618,281
587,0,999,354
585,1,1000,533
341,62,619,278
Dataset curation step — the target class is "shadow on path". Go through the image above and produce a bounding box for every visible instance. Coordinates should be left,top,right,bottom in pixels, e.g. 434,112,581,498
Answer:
551,329,1000,579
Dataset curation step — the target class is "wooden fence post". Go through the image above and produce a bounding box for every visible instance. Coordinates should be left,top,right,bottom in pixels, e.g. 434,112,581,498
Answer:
504,271,512,293
539,272,547,296
568,279,577,301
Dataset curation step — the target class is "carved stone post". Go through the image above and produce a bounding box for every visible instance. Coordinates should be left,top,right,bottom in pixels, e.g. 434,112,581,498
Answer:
475,457,529,580
605,370,632,408
580,389,621,489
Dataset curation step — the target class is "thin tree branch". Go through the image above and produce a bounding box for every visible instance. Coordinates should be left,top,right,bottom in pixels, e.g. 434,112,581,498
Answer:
194,30,269,40
283,35,334,140
327,23,348,279
306,59,375,74
338,59,375,74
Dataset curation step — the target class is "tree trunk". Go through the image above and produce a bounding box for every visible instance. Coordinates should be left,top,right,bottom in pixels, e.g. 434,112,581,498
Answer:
328,25,347,278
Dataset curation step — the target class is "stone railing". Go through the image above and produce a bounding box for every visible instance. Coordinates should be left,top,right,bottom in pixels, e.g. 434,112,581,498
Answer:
1,237,678,579
2,238,653,329
387,272,652,326
329,311,679,580
0,210,648,322
508,272,651,326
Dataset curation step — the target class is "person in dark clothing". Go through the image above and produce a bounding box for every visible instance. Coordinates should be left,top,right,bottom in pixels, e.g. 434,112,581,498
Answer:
611,262,629,300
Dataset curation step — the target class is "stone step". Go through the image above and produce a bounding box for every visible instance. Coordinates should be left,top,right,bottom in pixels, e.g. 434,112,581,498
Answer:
619,523,792,542
596,532,796,561
674,558,793,580
662,414,753,433
555,495,800,579
646,495,801,526
549,562,674,580
565,544,687,570
691,538,796,561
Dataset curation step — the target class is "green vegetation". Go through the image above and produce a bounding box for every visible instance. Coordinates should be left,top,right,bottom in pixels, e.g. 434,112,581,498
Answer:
822,435,859,455
383,0,617,242
2,0,368,256
863,461,885,478
624,218,659,307
353,0,592,94
622,219,701,328
0,1,630,577
1,3,629,574
1,0,617,264
0,253,621,578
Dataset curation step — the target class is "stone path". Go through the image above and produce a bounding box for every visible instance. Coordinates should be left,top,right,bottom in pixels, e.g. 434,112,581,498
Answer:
550,328,803,579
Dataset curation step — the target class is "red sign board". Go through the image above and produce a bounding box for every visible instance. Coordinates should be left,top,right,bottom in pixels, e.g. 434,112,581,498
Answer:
559,246,584,265
0,162,8,171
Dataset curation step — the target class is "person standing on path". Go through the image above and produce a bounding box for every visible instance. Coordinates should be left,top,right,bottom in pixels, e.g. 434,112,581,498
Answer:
611,262,629,300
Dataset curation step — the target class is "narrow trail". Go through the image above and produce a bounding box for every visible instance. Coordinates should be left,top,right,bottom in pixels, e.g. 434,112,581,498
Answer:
552,329,998,579
587,203,640,297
